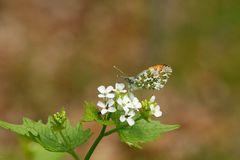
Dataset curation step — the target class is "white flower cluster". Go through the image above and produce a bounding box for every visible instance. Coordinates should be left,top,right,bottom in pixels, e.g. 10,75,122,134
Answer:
149,95,162,117
97,83,162,126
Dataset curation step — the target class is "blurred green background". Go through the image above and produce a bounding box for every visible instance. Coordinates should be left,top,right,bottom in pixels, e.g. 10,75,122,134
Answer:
0,0,239,160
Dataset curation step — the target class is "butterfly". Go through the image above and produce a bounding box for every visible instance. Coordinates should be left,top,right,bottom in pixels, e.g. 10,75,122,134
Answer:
114,64,172,91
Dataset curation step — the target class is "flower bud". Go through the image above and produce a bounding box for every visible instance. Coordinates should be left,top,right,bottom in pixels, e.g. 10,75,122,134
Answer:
50,109,67,131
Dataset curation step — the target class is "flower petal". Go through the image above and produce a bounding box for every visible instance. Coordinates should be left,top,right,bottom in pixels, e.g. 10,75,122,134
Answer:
132,97,138,103
98,94,105,98
116,83,125,90
126,103,134,109
128,92,135,100
155,105,160,110
120,115,126,122
101,109,108,115
123,96,130,103
97,85,105,93
150,104,155,110
97,101,106,108
108,107,116,113
120,89,127,93
133,98,142,109
123,106,129,113
154,110,162,117
127,118,135,126
150,95,155,102
128,110,135,117
117,98,123,105
106,86,114,93
107,99,114,106
106,93,115,98
134,103,142,109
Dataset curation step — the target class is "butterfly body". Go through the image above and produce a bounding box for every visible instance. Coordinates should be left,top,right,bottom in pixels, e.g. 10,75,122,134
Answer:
125,64,172,91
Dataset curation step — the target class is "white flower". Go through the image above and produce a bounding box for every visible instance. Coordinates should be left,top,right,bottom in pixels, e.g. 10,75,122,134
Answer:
97,99,116,115
120,110,135,126
117,96,130,106
114,83,127,93
150,95,155,103
117,95,133,112
97,85,115,99
150,104,162,117
117,94,142,112
128,92,135,100
132,97,142,111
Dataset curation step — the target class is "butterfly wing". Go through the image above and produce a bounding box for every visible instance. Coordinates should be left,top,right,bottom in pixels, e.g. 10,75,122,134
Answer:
125,64,172,91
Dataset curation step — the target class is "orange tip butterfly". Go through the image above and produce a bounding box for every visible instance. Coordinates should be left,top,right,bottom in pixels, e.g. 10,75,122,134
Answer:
114,64,172,91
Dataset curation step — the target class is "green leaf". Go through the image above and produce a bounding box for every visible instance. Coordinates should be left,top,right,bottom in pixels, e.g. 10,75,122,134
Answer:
0,117,91,153
23,141,65,160
81,102,114,125
117,119,180,148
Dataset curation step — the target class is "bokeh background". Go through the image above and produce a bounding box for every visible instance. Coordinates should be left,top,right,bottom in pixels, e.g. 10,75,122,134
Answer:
0,0,240,160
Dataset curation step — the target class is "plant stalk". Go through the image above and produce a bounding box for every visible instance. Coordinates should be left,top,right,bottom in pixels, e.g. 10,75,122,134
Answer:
69,150,80,160
84,124,107,160
104,126,122,137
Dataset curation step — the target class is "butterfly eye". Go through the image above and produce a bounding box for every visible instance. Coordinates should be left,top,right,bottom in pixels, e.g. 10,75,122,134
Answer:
125,77,134,84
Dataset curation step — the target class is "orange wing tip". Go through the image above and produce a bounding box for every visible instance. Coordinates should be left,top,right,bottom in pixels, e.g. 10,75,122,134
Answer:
149,64,164,70
149,64,172,72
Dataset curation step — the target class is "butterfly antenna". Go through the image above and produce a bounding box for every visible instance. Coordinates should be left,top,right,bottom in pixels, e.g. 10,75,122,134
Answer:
113,66,128,78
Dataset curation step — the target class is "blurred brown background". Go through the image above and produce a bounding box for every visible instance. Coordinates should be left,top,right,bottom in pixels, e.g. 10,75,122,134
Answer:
0,0,240,160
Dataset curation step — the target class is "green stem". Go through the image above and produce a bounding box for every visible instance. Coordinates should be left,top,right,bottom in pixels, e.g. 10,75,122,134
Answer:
69,150,80,160
84,124,107,160
104,126,123,137
84,113,111,160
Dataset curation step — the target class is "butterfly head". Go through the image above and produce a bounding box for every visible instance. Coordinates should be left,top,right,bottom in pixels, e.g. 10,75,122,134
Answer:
124,76,137,91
